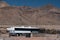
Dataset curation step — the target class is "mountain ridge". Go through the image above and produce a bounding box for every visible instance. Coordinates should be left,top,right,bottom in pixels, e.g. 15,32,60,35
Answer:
0,2,60,25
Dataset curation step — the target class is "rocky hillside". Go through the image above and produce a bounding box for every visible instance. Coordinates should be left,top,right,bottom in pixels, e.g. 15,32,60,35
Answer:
0,2,60,25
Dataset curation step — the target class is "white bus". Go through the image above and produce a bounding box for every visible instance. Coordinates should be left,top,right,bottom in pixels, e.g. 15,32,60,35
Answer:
7,26,40,37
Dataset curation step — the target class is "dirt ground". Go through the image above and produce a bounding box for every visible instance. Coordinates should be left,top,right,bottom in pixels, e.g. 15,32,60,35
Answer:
0,37,59,40
0,34,60,40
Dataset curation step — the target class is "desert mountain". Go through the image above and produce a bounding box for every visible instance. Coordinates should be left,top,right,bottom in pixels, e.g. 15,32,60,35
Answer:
0,1,9,8
0,2,60,25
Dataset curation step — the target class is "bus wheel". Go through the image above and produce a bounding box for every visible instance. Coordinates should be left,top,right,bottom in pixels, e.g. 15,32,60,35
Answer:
26,33,31,38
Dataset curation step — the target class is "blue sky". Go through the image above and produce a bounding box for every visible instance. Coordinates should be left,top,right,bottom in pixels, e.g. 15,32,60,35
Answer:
3,0,60,8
